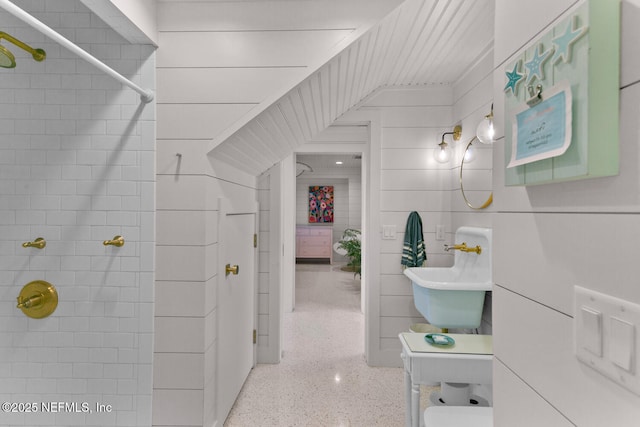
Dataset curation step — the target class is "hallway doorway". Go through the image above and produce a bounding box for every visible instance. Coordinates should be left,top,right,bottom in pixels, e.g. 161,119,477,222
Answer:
292,151,364,312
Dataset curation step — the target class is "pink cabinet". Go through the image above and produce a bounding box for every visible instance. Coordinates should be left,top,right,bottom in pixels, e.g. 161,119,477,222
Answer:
296,226,332,263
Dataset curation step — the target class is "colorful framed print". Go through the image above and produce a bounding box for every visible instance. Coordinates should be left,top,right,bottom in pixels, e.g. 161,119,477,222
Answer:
308,186,333,223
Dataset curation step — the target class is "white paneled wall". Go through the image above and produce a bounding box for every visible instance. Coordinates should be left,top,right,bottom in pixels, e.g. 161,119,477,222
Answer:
154,3,398,425
157,0,402,160
450,48,495,335
155,0,312,424
337,53,496,364
492,0,640,424
355,87,457,357
0,1,155,426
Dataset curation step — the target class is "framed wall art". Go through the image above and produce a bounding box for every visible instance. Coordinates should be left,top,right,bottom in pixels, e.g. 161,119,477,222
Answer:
308,185,333,223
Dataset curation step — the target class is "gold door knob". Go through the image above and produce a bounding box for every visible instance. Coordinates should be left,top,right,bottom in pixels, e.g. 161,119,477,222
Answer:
225,264,239,276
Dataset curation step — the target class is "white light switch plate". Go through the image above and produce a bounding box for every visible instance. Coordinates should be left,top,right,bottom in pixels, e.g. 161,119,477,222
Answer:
579,306,602,357
574,286,640,396
382,225,396,240
610,317,635,373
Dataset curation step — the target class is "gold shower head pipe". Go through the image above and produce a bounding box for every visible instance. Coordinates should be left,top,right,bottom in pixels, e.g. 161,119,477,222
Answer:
0,31,45,62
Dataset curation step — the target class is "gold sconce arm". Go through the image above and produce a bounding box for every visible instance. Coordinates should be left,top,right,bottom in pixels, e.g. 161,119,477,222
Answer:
444,242,482,254
103,235,124,247
22,237,46,249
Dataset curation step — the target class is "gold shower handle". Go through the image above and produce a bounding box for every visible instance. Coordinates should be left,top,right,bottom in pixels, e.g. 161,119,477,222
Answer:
17,293,44,309
103,235,125,247
22,237,46,249
16,280,58,319
225,264,239,276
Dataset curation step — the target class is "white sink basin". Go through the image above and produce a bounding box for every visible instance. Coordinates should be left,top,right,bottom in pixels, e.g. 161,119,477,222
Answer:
403,267,491,291
404,227,492,329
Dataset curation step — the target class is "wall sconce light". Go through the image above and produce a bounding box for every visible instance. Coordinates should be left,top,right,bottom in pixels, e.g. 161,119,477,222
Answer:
458,103,496,210
475,103,495,144
434,125,462,163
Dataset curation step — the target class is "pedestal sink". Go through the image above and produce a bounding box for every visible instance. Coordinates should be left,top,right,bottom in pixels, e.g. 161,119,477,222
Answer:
403,226,492,329
403,226,493,408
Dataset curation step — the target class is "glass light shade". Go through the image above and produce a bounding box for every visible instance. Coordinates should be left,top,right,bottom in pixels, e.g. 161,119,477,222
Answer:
463,143,476,163
433,142,450,163
476,115,495,144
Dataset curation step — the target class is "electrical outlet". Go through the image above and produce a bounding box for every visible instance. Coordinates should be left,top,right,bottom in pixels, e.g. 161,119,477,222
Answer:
436,225,445,241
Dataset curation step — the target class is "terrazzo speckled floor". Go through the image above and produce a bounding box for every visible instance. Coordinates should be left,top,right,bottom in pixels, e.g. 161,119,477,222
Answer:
224,263,434,427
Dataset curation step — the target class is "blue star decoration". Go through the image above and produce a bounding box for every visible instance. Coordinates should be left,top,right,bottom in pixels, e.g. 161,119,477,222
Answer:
504,60,524,95
524,44,553,83
551,15,587,64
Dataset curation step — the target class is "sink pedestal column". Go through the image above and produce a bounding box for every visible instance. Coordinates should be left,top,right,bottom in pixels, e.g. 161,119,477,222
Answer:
440,382,471,405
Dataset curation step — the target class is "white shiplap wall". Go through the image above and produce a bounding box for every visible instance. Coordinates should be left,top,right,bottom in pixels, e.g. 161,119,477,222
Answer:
450,48,495,335
356,86,458,355
332,51,495,365
154,2,397,425
0,1,155,426
492,0,640,425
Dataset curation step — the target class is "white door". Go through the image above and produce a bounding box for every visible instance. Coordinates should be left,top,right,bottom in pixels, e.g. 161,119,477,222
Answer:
217,211,256,423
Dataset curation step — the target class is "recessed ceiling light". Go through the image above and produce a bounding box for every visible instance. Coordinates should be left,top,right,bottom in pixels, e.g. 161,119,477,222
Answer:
335,161,343,165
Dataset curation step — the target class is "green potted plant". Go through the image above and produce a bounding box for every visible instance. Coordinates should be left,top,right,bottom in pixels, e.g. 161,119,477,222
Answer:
338,228,361,278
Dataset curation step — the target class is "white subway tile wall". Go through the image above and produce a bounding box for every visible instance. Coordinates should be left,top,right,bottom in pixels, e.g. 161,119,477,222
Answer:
0,1,155,426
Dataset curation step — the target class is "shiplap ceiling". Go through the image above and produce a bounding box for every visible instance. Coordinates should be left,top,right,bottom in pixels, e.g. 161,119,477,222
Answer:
210,0,494,174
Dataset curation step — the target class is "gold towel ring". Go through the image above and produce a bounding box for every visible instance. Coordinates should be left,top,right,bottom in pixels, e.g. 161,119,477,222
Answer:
460,137,493,210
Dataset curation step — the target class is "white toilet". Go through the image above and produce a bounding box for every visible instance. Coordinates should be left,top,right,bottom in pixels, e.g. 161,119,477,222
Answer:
424,406,493,427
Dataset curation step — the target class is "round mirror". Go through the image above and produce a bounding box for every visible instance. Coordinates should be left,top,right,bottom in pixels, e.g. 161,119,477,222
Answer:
460,137,493,210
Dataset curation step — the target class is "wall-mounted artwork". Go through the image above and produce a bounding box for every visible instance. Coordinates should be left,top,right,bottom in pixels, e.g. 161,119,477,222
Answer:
503,0,619,186
308,186,334,223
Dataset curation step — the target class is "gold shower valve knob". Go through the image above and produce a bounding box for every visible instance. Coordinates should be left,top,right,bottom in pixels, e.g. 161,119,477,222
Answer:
22,237,46,249
16,280,58,319
103,235,124,247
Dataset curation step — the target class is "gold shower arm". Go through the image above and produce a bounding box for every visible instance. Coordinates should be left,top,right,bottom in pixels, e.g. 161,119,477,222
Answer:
0,31,45,61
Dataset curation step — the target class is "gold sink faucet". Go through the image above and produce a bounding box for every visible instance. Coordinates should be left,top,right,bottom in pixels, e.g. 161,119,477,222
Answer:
444,242,482,254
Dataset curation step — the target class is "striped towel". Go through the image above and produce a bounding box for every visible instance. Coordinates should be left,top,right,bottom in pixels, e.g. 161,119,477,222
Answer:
401,211,427,268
